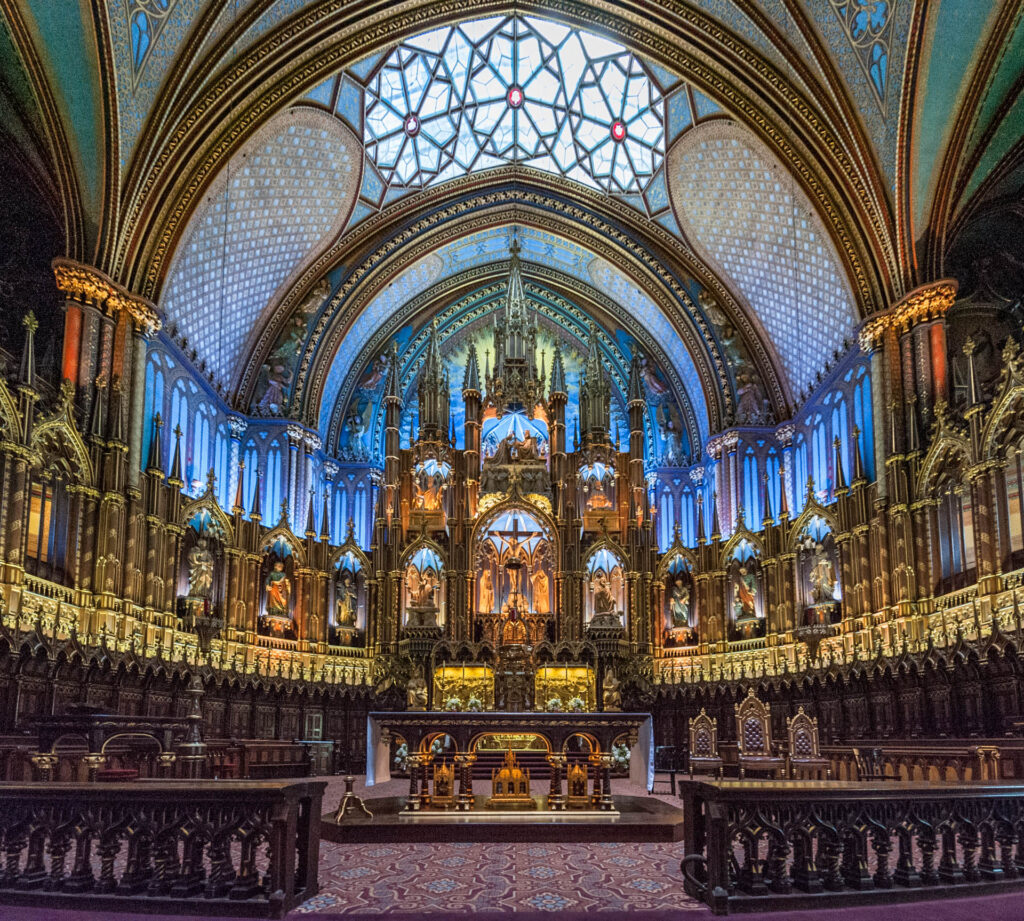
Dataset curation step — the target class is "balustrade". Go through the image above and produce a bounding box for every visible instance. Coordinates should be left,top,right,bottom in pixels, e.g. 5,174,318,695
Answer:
0,780,324,917
679,779,1024,915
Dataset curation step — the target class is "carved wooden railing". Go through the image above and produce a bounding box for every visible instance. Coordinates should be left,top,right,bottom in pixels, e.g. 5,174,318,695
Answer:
678,779,1024,915
0,780,324,918
205,740,312,780
822,741,1017,784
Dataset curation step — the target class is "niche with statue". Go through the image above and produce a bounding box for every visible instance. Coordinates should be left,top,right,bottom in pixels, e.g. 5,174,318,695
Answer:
726,539,765,641
259,536,297,639
330,548,367,647
403,545,445,631
797,515,842,625
177,507,226,627
584,547,627,630
663,554,697,647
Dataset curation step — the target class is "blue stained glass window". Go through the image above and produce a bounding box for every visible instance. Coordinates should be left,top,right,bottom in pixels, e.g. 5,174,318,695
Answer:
192,404,212,495
333,487,348,545
243,442,258,516
266,442,282,521
853,372,874,479
794,436,808,515
142,361,164,470
812,417,828,500
364,16,665,194
680,491,695,547
765,452,780,521
743,449,759,521
215,424,230,508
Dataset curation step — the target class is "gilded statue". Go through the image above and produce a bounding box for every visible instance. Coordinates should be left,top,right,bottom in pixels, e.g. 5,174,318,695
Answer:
478,568,494,613
531,567,550,615
187,538,215,599
603,670,622,711
335,571,356,626
414,471,444,511
809,543,837,604
265,560,291,617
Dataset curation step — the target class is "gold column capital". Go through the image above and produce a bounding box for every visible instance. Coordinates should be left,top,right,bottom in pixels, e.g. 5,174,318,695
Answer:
858,279,958,353
52,258,161,335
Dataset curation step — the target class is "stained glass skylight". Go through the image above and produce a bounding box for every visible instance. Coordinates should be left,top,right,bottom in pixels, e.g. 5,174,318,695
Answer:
363,16,665,193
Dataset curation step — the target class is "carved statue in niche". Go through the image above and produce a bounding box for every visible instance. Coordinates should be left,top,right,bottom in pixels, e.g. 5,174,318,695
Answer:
335,570,356,627
584,479,614,510
187,538,215,599
603,670,622,711
406,666,428,710
733,566,757,620
809,543,837,604
478,568,495,613
517,429,541,461
531,567,550,615
668,574,691,628
265,560,291,617
407,567,437,607
414,470,444,511
592,572,616,616
406,564,439,629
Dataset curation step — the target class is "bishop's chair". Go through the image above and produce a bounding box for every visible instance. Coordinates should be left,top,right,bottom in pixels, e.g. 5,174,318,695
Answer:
786,707,831,779
735,690,786,779
687,709,724,779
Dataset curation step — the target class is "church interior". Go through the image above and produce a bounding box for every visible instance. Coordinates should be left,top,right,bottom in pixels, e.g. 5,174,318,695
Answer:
0,0,1022,919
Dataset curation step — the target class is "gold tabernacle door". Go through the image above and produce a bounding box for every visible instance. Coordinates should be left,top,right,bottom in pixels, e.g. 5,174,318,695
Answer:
432,663,495,710
534,665,595,711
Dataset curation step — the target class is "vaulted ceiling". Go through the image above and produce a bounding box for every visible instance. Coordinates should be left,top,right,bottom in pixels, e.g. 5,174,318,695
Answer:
1,0,1021,445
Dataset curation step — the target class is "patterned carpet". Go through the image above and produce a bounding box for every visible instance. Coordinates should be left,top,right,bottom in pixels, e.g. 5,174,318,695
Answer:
303,776,702,915
297,839,703,915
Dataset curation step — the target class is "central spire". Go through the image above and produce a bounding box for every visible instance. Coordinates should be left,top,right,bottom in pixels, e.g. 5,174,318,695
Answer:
484,228,543,418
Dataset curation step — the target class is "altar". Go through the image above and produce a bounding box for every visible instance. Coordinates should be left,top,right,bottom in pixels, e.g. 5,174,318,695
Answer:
365,710,653,790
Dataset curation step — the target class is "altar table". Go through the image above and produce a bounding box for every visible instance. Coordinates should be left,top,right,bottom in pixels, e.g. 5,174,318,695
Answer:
366,710,654,790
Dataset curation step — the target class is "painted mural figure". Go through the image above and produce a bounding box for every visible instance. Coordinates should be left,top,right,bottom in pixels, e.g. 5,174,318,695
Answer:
531,568,550,615
809,544,837,604
187,539,215,599
255,361,292,416
265,560,291,616
669,575,691,628
734,566,757,620
335,571,356,626
478,568,495,613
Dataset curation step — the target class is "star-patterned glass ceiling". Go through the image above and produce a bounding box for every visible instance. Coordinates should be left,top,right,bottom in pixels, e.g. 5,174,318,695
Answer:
363,16,665,193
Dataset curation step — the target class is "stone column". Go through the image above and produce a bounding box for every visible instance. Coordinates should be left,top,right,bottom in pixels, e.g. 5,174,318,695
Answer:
127,324,151,488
